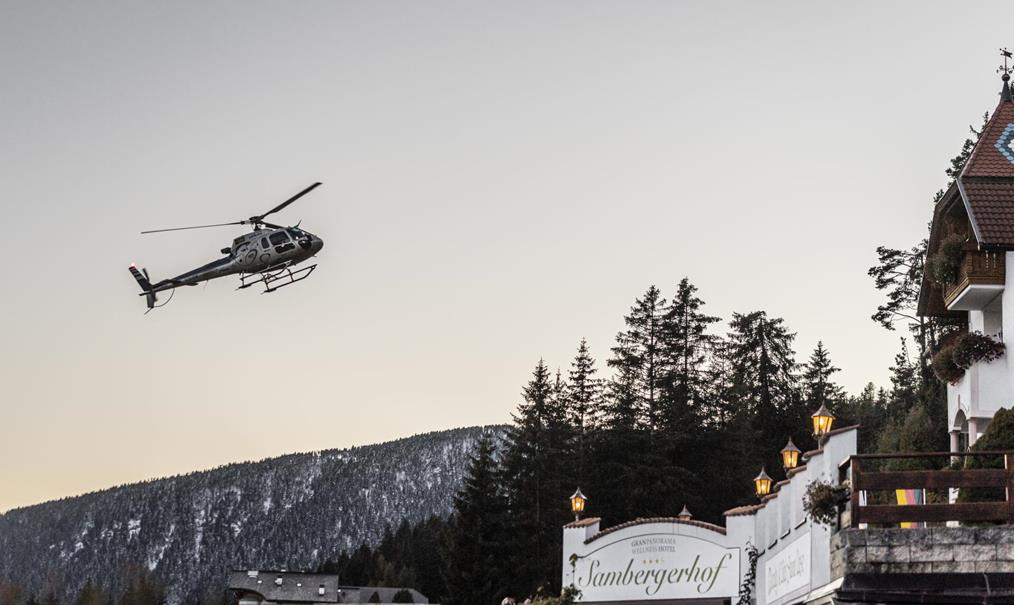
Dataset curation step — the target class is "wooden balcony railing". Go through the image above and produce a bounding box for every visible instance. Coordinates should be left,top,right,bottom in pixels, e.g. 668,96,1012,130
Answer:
943,250,1006,308
846,451,1013,527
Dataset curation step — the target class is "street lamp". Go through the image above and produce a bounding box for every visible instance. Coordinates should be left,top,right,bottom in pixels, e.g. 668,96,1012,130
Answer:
569,487,588,521
780,438,801,471
753,468,773,499
811,403,835,447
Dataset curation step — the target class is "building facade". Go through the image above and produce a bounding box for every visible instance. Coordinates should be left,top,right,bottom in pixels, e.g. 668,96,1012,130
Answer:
917,74,1014,451
561,426,1013,604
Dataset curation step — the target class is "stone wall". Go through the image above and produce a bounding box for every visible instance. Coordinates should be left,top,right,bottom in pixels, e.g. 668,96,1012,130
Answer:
830,526,1014,576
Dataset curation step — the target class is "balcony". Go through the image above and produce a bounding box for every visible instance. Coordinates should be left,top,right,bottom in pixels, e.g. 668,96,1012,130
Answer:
944,250,1006,311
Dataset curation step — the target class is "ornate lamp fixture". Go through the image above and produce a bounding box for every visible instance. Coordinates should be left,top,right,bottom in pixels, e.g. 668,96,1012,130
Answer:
811,403,835,447
780,438,801,471
569,487,588,521
753,468,773,499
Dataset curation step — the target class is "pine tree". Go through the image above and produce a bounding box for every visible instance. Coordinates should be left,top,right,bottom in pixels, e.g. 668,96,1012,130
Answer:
609,286,668,430
725,311,804,468
73,582,105,605
726,311,799,417
500,360,575,597
801,342,845,412
838,383,889,454
567,339,601,480
118,565,166,605
886,339,920,424
443,434,509,605
659,278,720,432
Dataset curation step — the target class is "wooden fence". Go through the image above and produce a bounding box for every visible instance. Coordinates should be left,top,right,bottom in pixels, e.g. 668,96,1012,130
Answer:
846,451,1013,527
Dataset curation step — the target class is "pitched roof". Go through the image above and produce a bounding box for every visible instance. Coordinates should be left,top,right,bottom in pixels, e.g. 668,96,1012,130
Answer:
918,78,1014,317
228,570,340,603
957,78,1014,247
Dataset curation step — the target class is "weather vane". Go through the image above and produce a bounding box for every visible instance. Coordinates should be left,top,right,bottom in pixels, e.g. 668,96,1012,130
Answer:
999,47,1012,80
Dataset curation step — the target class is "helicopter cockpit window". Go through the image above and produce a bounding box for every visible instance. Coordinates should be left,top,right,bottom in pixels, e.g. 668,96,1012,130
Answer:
269,232,290,245
260,237,269,249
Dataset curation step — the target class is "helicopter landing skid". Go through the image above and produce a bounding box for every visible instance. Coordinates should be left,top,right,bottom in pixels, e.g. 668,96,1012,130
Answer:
238,263,317,293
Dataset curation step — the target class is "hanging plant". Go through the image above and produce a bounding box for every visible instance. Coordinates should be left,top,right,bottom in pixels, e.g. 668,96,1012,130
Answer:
932,344,965,384
951,331,1006,369
931,332,1005,384
803,480,850,527
926,233,966,286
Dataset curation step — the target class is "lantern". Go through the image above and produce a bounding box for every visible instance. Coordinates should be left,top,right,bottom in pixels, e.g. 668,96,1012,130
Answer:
569,487,587,521
811,403,835,443
780,438,801,470
754,468,773,499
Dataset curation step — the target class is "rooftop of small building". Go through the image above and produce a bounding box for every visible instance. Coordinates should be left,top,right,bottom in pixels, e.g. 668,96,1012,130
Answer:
228,570,341,603
227,570,428,604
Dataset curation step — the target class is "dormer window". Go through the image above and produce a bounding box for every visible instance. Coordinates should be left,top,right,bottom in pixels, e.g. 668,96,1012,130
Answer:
274,577,283,586
318,586,326,596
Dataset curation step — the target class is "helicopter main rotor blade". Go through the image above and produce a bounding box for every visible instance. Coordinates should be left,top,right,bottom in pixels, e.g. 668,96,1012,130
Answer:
250,182,322,222
141,221,246,235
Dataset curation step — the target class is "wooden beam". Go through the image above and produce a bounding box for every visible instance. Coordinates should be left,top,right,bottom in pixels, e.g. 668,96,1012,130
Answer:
858,502,1013,524
855,469,1012,490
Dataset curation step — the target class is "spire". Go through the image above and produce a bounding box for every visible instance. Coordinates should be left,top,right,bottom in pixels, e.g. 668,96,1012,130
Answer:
999,47,1013,103
677,505,692,521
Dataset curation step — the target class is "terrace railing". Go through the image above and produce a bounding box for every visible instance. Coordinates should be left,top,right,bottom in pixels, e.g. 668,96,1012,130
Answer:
845,451,1013,527
943,250,1006,307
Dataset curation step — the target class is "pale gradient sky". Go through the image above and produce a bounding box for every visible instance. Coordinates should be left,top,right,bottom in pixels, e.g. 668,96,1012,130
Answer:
1,1,1011,512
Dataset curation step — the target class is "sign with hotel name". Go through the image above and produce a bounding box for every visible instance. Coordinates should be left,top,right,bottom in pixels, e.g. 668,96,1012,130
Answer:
571,532,741,601
762,533,811,603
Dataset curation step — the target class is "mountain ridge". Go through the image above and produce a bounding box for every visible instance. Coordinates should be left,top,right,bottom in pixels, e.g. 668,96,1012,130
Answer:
0,424,508,604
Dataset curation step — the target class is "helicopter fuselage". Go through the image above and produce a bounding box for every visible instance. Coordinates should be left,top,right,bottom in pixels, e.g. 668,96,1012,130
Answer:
148,226,324,293
131,182,325,310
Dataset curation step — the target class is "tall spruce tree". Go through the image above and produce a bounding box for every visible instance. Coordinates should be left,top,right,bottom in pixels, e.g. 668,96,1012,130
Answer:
660,278,720,432
801,342,845,413
501,360,574,597
725,311,805,469
443,434,509,605
609,286,668,430
567,339,601,481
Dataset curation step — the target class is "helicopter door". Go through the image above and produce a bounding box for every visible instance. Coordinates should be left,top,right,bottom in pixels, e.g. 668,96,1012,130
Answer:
259,236,272,264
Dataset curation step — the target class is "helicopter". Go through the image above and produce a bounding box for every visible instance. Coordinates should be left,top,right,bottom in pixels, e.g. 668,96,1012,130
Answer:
129,182,324,312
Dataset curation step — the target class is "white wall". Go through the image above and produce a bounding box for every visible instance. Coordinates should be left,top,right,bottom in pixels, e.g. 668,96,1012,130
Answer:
947,251,1013,442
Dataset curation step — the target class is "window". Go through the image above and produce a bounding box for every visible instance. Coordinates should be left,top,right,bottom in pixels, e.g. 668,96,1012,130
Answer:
269,231,290,245
260,237,269,249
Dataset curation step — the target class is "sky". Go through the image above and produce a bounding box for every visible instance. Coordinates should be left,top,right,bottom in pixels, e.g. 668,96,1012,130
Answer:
1,1,1012,512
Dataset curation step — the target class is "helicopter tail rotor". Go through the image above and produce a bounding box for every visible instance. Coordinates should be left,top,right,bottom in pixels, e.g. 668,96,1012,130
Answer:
129,264,158,310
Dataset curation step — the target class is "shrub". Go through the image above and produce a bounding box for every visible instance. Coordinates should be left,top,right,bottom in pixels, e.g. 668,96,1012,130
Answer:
803,480,850,527
959,408,1013,504
528,586,581,605
926,233,966,286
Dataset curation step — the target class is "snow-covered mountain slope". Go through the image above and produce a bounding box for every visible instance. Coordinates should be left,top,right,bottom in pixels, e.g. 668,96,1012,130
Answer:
0,426,506,604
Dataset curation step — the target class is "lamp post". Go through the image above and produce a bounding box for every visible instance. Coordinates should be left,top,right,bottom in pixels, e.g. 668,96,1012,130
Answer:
569,487,588,521
753,468,773,499
811,403,835,448
780,438,801,471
